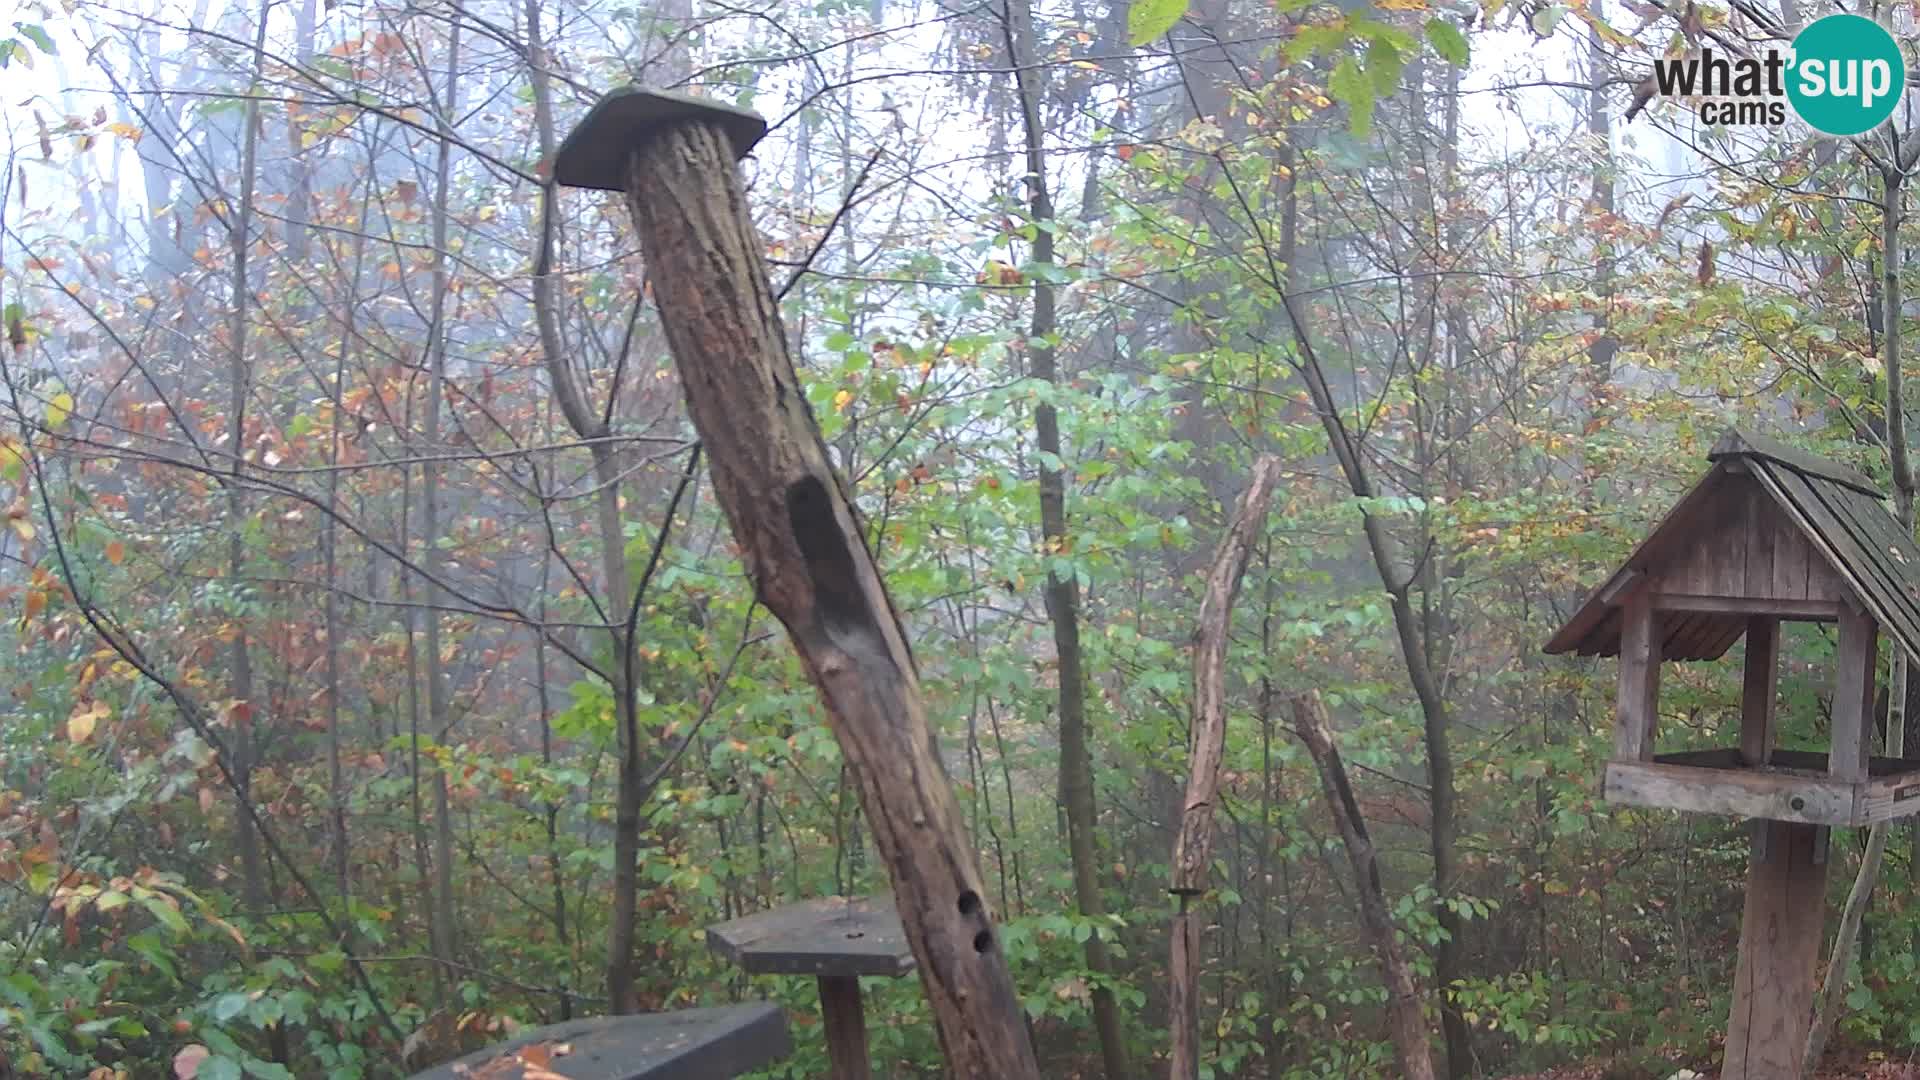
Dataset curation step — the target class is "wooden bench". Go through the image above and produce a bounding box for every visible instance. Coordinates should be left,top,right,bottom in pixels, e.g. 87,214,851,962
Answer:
407,1002,789,1080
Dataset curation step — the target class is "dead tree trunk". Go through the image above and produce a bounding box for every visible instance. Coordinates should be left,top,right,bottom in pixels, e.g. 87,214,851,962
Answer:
1292,692,1437,1080
600,112,1041,1080
1169,456,1283,1080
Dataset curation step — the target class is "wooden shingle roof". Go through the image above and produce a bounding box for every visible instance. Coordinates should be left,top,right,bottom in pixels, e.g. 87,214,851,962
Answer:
1545,429,1920,664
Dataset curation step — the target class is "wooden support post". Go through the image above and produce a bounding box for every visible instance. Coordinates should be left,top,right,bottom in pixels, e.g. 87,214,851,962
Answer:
818,975,871,1080
1724,820,1828,1080
1741,617,1779,766
1832,606,1878,781
1613,590,1661,761
555,91,1042,1079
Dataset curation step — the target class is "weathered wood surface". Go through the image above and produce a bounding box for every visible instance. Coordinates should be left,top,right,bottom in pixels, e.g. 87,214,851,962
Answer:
1171,455,1284,894
1709,428,1880,495
1543,431,1920,663
1292,692,1437,1080
1653,594,1839,619
1544,461,1739,656
1855,768,1920,824
1831,607,1878,782
621,121,1041,1079
818,975,872,1080
407,1004,789,1080
1757,463,1920,657
1168,455,1283,1080
1644,471,1845,609
1613,589,1660,761
1637,748,1920,825
1723,821,1827,1080
1604,759,1855,825
1741,617,1779,766
706,897,913,978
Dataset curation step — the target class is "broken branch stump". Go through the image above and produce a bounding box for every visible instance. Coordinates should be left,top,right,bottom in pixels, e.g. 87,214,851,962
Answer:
1293,692,1437,1080
1169,455,1283,1080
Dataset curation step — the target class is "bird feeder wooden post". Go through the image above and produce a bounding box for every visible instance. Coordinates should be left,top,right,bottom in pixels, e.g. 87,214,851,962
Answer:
707,897,916,1080
1546,429,1920,1079
554,89,1042,1080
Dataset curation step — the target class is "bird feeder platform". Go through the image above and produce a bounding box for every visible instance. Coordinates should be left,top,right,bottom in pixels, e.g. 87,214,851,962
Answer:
707,897,914,1080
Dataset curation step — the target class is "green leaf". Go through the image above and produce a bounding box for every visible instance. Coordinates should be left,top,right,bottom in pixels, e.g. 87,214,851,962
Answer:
1328,56,1375,138
1366,38,1405,95
1128,0,1188,45
13,23,53,54
1425,18,1470,66
201,1057,244,1080
1531,4,1567,35
213,992,250,1022
140,894,189,936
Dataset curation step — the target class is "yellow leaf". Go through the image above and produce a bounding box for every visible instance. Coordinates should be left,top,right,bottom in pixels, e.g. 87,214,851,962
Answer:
9,516,34,543
105,122,142,141
832,389,854,412
68,705,101,744
46,391,71,430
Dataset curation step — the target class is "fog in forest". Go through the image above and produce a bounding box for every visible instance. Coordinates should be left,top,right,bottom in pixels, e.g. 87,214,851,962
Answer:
2,0,1917,1076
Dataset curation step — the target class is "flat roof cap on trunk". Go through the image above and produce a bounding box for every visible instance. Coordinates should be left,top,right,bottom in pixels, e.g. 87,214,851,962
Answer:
555,87,767,191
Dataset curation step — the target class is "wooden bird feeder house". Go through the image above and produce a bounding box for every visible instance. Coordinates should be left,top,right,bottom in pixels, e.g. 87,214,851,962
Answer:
1545,428,1920,1078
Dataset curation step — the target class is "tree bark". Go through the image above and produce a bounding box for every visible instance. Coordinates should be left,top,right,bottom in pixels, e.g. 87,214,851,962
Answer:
1292,692,1438,1080
998,0,1128,1074
1170,456,1283,1080
1806,158,1914,1075
418,13,463,984
619,118,1042,1080
525,0,650,1011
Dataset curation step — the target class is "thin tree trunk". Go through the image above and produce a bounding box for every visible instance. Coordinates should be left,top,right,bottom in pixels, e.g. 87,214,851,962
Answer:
322,163,371,905
1292,692,1438,1080
1170,457,1283,1080
525,0,649,1010
226,7,287,1063
1807,160,1915,1074
418,14,463,983
998,1,1127,1074
1272,154,1469,1079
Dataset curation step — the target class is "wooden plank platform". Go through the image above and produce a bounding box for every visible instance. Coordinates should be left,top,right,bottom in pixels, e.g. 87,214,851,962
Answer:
707,897,915,978
1605,748,1920,826
407,1003,789,1080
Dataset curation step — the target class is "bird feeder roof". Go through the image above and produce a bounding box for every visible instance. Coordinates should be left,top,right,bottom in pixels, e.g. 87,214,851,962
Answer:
1544,429,1920,664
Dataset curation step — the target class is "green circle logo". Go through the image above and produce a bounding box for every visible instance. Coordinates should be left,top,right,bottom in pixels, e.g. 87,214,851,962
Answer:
1786,14,1904,136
